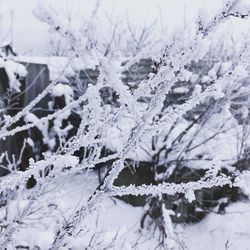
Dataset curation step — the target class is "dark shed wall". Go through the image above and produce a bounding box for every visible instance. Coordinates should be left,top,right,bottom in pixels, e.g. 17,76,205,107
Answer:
0,63,50,176
21,63,50,117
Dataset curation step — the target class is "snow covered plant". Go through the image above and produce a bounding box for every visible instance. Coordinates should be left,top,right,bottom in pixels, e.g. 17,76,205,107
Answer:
1,0,250,249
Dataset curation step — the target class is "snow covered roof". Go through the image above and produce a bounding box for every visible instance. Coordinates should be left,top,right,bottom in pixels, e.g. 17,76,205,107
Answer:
13,56,76,81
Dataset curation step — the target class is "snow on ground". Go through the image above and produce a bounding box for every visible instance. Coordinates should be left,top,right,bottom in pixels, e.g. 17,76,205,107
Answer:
10,172,148,249
182,202,250,250
5,171,250,249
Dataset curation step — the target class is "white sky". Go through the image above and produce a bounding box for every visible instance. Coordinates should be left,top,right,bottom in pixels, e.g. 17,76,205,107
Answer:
0,0,249,55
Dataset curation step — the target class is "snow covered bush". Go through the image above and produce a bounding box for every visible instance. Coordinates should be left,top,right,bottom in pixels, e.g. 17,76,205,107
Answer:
1,0,250,248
